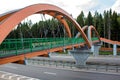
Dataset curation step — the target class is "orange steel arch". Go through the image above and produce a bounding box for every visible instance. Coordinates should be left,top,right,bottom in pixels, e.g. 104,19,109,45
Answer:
0,4,91,48
0,11,72,38
77,25,101,42
76,25,88,37
88,25,101,41
42,12,72,37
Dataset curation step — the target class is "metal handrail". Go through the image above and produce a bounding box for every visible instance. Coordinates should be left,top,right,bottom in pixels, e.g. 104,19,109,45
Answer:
0,37,99,58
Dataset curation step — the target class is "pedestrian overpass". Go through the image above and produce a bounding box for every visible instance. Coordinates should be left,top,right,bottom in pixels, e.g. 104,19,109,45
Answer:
0,4,108,65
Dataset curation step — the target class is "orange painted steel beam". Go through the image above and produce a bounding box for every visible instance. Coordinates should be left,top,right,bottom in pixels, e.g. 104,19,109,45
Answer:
0,43,85,65
0,11,72,37
0,9,18,22
42,12,72,37
0,10,21,21
89,25,101,42
100,38,120,45
0,13,14,22
77,25,101,42
76,25,88,37
0,4,91,48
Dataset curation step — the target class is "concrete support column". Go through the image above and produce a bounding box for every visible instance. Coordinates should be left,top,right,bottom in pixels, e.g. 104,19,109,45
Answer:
63,47,66,53
69,49,91,67
72,46,74,50
113,44,117,56
24,58,28,65
88,26,92,41
93,45,101,56
91,45,94,52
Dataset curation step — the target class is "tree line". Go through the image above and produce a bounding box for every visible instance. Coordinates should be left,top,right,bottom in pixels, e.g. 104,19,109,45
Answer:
7,9,120,41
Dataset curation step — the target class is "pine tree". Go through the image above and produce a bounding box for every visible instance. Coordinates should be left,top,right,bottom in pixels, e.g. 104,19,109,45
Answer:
76,11,85,27
85,11,93,26
111,11,119,40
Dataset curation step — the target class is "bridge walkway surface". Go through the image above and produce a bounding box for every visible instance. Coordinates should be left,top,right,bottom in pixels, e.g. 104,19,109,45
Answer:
0,37,99,65
0,37,98,58
100,38,120,45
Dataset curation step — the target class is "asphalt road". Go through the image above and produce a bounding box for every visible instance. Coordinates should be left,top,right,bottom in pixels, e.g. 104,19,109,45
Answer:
31,54,120,66
49,54,120,65
0,63,120,80
0,78,6,80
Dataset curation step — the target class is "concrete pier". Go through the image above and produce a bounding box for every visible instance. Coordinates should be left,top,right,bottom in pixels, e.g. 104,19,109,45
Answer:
69,48,92,67
93,43,101,56
113,44,117,56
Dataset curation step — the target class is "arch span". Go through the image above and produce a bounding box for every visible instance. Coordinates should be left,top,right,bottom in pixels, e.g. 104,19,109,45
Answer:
42,12,72,37
88,25,101,42
75,25,88,38
0,11,72,38
0,4,91,48
76,25,101,42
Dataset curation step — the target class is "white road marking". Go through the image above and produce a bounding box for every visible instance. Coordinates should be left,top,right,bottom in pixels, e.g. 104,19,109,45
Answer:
1,74,5,78
8,74,18,79
1,73,11,78
44,72,56,76
0,71,40,80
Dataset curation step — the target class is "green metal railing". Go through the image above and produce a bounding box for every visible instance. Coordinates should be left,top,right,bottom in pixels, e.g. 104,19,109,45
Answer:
0,37,99,58
91,37,99,41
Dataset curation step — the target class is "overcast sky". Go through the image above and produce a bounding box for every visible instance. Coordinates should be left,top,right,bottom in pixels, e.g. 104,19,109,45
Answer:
0,0,120,22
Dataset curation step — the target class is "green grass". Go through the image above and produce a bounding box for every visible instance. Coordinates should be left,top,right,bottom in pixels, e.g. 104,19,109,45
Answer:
99,51,113,55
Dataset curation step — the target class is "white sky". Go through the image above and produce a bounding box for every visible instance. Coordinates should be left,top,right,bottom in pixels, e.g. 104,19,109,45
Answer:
0,0,120,23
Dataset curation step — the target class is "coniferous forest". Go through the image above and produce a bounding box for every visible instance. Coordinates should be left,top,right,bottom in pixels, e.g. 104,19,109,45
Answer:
7,9,120,41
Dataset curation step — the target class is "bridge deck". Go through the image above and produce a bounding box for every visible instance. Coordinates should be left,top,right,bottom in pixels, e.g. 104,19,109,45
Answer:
0,38,99,64
101,38,120,45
